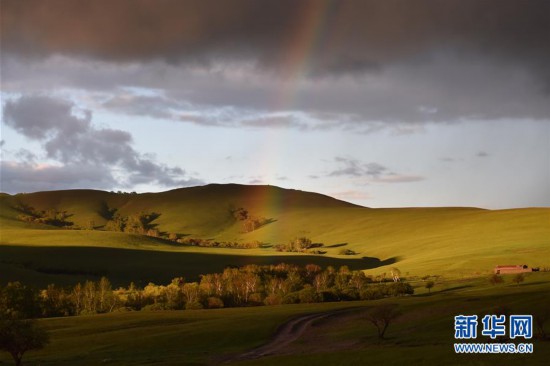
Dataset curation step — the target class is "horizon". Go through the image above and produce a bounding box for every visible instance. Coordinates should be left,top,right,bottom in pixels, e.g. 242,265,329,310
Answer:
1,0,549,209
2,182,546,210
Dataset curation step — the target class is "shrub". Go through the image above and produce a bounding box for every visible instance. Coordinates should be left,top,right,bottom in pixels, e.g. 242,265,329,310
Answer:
489,274,504,285
206,297,224,309
248,293,264,306
185,301,204,310
141,303,166,311
263,294,283,306
282,292,300,304
298,285,320,303
513,273,525,285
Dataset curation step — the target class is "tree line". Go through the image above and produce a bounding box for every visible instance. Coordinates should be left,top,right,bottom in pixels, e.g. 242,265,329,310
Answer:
1,264,414,319
15,202,73,228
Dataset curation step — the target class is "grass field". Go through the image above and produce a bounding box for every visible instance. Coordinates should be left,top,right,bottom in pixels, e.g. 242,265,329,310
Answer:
1,273,549,366
1,184,549,286
0,245,393,287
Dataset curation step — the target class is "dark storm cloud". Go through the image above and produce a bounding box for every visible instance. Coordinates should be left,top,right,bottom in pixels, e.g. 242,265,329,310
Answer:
2,0,549,127
2,95,202,192
2,0,549,79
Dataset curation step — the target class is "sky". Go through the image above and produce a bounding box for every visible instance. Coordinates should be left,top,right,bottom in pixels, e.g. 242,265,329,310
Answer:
1,0,549,208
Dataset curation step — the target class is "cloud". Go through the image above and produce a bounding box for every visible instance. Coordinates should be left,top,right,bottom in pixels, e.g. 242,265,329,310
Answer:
1,1,549,129
4,54,549,129
477,151,489,157
102,93,185,120
328,157,388,178
1,95,202,193
2,0,549,81
374,174,424,183
0,161,117,193
327,157,424,183
3,95,89,140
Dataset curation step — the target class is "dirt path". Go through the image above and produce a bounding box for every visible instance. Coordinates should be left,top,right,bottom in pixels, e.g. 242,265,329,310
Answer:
229,307,362,362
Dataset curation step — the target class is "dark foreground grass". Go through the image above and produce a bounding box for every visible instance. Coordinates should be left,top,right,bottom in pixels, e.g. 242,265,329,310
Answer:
1,273,549,366
0,245,393,287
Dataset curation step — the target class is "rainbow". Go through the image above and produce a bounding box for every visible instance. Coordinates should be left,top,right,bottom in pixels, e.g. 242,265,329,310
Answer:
255,0,337,229
277,0,336,109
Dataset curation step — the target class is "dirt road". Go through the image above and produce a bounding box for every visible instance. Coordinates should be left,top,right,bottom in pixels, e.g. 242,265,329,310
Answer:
230,307,362,361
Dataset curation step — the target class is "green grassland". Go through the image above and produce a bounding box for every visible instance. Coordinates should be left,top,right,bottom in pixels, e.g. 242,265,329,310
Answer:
1,273,549,366
1,184,549,286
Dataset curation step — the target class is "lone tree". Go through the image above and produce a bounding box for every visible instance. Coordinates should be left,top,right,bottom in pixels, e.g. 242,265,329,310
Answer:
0,317,49,366
365,304,401,340
513,273,525,286
489,274,504,285
425,280,435,293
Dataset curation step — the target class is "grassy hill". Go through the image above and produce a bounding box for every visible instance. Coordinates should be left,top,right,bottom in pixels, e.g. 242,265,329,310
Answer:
1,184,549,285
1,273,549,365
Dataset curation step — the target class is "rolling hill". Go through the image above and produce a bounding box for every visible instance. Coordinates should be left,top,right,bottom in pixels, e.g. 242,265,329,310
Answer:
1,184,549,286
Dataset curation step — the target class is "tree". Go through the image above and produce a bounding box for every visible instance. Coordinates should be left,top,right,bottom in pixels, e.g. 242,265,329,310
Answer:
425,281,435,293
105,213,127,232
365,304,401,340
390,267,401,282
0,317,49,366
125,212,161,235
489,274,504,285
0,282,41,319
513,273,525,285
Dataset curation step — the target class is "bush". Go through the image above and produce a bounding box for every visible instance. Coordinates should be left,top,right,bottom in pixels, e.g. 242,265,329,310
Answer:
248,293,264,306
282,292,300,304
185,301,204,310
263,294,283,306
141,303,166,311
489,274,504,285
206,297,224,309
389,282,414,296
298,285,320,303
359,285,386,300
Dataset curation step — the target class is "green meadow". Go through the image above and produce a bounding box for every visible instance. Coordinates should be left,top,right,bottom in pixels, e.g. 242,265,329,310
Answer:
0,273,549,366
0,185,549,365
1,184,549,286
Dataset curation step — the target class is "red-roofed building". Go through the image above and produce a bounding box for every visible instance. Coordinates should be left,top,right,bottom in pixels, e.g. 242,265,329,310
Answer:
494,265,531,274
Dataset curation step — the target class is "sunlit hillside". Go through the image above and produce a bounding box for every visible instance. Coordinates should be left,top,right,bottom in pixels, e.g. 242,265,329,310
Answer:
1,184,549,285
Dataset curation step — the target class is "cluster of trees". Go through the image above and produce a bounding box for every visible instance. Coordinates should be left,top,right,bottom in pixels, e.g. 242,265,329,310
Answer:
175,237,264,249
275,237,325,254
231,207,272,233
489,273,526,286
104,210,161,237
15,203,73,228
0,264,414,319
